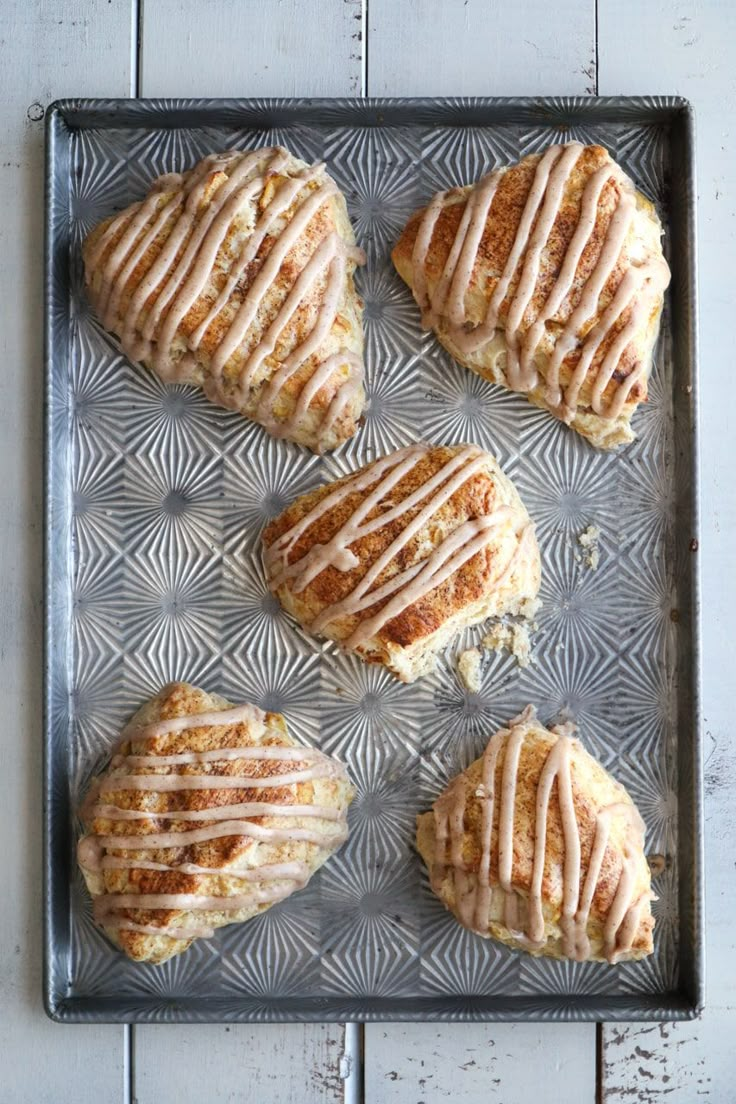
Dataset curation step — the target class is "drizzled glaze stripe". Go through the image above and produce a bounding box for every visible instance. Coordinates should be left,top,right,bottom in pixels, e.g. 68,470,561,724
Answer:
410,142,670,423
95,885,302,917
92,801,342,822
112,745,324,768
92,819,348,854
431,707,650,963
120,701,264,742
97,857,309,881
265,443,533,647
98,764,341,791
86,147,365,445
78,701,349,944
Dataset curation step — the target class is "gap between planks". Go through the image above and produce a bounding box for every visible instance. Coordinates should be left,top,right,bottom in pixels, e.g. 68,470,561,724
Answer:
129,3,363,1099
133,0,144,98
129,0,141,1090
125,1024,135,1104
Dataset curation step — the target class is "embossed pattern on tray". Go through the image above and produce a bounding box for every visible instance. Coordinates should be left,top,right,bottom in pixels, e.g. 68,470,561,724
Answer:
45,98,699,1022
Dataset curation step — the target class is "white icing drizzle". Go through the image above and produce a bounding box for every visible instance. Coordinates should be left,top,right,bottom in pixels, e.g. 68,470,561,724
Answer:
120,701,265,742
113,744,324,768
98,764,340,792
101,918,217,940
88,147,365,443
431,707,649,963
97,857,309,881
91,818,347,852
264,443,533,650
95,882,301,924
93,801,341,822
78,700,349,944
410,142,670,422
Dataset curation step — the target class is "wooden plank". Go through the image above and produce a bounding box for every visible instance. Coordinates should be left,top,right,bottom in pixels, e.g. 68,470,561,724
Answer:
599,1,736,1098
365,1023,596,1103
140,0,364,97
134,4,357,1102
135,1024,348,1104
364,1,597,1098
367,0,595,96
0,2,132,1101
603,1020,723,1101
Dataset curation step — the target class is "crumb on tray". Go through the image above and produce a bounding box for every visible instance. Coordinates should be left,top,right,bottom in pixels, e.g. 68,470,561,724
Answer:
577,524,600,570
457,647,482,692
482,622,512,653
482,621,532,668
518,596,542,619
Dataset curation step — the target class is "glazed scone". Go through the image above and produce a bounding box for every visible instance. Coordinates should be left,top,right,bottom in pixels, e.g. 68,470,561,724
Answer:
262,443,541,682
83,147,365,452
393,143,670,449
77,682,353,964
416,707,654,963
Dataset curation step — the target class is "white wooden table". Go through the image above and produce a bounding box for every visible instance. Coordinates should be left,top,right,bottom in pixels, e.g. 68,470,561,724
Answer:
2,1,733,1099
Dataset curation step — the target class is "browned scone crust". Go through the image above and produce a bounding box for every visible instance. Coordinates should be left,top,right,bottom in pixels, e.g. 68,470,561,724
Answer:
77,682,353,964
416,708,654,962
262,443,541,682
83,147,365,452
392,143,670,449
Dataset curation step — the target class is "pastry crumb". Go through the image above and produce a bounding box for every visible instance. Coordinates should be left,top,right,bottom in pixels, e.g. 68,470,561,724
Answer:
482,621,532,668
457,648,482,693
510,622,532,668
482,622,512,652
518,596,542,619
577,524,600,569
578,524,600,547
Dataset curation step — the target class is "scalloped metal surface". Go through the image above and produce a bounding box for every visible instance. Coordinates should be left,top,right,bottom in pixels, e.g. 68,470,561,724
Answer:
44,98,700,1022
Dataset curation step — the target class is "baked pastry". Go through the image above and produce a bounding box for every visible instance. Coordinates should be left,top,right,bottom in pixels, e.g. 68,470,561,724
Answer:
77,682,352,964
263,443,541,682
83,147,366,452
393,143,670,448
416,706,654,963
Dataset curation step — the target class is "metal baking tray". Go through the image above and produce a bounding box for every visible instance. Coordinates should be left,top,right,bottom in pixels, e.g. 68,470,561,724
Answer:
44,97,701,1023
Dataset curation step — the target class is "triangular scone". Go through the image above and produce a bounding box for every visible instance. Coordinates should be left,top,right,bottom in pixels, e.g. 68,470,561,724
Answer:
263,443,541,683
77,682,353,964
417,707,654,963
393,143,670,449
83,147,365,452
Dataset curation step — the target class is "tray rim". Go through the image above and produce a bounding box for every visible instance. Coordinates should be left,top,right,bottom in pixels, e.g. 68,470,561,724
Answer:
43,95,702,1024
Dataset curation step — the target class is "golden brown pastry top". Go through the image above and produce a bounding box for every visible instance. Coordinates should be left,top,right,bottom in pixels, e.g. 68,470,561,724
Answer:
416,706,654,963
77,682,352,964
393,143,670,448
83,147,365,452
262,443,540,681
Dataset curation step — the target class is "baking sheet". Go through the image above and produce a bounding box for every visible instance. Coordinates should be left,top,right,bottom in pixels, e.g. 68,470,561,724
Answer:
44,97,701,1022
